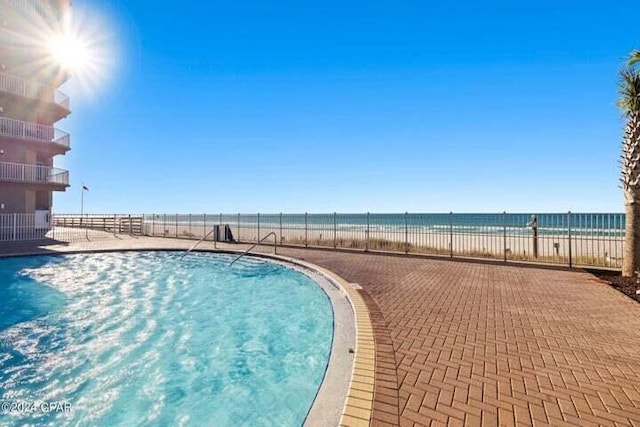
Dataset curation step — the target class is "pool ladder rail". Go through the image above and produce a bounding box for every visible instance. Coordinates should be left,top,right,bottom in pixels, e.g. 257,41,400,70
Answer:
230,232,277,266
181,227,219,258
180,229,278,264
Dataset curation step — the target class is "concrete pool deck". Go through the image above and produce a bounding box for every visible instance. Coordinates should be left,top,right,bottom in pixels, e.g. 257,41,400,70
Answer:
2,236,640,426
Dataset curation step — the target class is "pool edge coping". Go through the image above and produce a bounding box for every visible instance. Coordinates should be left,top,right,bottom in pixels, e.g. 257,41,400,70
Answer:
266,254,376,427
0,247,376,427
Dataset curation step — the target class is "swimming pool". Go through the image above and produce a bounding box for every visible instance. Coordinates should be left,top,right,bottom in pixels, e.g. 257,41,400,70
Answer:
0,251,334,426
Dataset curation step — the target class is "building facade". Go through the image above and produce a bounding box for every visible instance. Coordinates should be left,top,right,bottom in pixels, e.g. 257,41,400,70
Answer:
0,0,71,230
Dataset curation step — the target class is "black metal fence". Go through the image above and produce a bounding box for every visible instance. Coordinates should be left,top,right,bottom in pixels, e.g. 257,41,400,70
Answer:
140,212,625,269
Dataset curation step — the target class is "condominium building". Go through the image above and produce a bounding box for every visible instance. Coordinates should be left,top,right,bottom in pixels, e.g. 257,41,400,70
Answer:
0,0,71,230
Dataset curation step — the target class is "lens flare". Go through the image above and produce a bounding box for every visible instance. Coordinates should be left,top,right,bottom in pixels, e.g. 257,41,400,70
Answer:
45,7,116,97
1,1,117,98
48,31,92,73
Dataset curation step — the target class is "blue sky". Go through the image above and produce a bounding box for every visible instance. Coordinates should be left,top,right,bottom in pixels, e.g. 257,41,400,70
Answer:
54,0,639,213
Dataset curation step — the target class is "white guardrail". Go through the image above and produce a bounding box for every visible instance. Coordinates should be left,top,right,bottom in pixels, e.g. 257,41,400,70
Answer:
0,72,70,109
0,161,69,185
0,117,70,148
0,212,50,241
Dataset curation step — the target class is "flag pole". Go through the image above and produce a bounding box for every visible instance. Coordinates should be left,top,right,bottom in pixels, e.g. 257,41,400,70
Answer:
80,184,89,239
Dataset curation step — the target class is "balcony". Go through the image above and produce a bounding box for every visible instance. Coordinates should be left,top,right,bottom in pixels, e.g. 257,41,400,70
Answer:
0,72,69,110
0,161,68,186
0,117,70,151
0,0,64,21
0,28,39,54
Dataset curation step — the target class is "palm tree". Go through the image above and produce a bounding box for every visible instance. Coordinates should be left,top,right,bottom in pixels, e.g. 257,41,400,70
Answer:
619,49,640,276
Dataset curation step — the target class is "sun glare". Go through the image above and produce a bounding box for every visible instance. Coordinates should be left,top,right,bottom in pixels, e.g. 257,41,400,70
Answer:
48,32,92,73
37,6,117,97
0,0,120,98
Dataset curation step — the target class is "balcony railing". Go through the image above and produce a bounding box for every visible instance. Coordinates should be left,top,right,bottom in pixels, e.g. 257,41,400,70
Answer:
0,161,68,185
0,29,15,46
0,72,69,110
0,0,63,21
0,27,34,49
0,117,70,149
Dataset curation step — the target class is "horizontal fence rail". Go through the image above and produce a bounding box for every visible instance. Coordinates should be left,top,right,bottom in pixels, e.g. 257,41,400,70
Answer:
0,161,68,185
0,214,144,242
53,214,143,235
0,72,70,109
0,117,70,148
0,212,626,269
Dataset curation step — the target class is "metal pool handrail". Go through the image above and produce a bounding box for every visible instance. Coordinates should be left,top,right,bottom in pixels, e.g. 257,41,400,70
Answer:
181,227,218,257
230,232,277,266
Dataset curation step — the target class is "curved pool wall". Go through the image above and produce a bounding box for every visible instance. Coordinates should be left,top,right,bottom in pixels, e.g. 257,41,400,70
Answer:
0,251,353,426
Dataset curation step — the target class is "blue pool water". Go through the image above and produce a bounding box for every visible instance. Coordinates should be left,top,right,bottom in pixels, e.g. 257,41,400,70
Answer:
0,252,334,426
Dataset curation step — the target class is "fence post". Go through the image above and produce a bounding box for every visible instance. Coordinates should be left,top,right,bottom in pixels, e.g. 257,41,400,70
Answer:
365,211,370,252
503,211,507,263
568,211,572,268
405,211,409,254
449,211,453,258
333,212,337,248
12,213,16,241
217,212,223,249
113,214,117,236
214,213,218,250
203,213,206,239
257,213,260,243
532,214,539,258
175,214,178,238
237,213,241,243
305,212,308,247
129,214,132,236
188,214,192,238
279,212,283,245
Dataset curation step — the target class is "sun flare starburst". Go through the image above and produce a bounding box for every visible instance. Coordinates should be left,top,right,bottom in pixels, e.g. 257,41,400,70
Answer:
6,3,117,99
4,1,117,97
46,8,115,96
48,31,92,73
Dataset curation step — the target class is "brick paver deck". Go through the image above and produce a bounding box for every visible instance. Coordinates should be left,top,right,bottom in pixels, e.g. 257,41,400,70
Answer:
278,247,640,427
3,237,640,426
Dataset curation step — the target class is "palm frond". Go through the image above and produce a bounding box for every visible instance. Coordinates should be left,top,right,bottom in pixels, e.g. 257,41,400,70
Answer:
618,67,640,115
630,49,640,67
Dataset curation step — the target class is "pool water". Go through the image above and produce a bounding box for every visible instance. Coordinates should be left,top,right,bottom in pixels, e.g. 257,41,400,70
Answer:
0,252,334,426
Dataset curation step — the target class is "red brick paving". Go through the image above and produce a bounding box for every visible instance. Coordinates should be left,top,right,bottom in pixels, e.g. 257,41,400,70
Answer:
3,239,640,426
274,247,640,427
